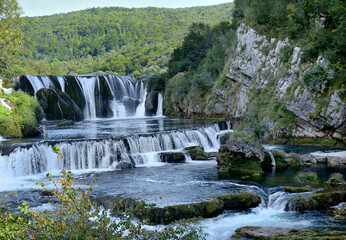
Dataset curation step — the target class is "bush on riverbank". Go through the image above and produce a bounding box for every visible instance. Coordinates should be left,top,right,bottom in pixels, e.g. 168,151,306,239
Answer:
0,170,208,239
0,91,43,138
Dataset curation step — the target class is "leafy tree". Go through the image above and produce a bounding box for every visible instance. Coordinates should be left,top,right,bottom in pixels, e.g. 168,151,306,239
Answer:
0,0,24,80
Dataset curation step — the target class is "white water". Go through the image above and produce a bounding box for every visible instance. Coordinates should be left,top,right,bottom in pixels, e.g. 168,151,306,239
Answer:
156,92,163,117
203,191,314,240
135,83,147,118
76,76,98,119
22,75,165,120
57,76,65,92
0,123,230,178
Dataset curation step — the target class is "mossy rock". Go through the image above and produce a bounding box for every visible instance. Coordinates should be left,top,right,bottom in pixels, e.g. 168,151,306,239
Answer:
147,191,261,224
159,152,185,163
95,76,113,118
18,75,35,96
286,191,346,212
145,91,159,116
37,88,82,121
64,75,86,112
184,146,209,160
283,186,310,193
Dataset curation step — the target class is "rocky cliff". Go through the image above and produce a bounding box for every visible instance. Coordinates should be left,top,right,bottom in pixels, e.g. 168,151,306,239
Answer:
180,24,345,142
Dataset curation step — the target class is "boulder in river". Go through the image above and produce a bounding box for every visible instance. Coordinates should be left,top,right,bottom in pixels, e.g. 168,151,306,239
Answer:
217,140,265,177
123,96,140,116
285,191,346,212
147,191,261,224
184,146,213,160
159,152,185,163
232,226,346,239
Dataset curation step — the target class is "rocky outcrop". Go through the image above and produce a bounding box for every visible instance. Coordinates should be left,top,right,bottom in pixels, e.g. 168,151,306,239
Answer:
95,76,113,118
145,91,159,116
123,96,140,116
159,152,185,163
169,23,346,142
285,191,346,212
300,151,346,166
217,140,266,177
37,88,82,121
148,191,261,224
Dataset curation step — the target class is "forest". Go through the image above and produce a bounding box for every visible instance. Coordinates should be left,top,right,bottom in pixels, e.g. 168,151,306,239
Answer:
19,3,233,76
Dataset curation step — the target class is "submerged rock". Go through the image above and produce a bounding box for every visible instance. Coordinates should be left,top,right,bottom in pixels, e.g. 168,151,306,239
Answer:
233,226,346,240
116,161,135,169
285,191,346,212
159,152,185,163
217,140,265,177
148,191,261,224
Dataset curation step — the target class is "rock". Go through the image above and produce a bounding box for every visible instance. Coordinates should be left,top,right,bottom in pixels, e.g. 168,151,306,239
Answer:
123,96,140,116
233,226,307,239
184,146,210,160
64,75,86,112
272,150,301,169
217,140,265,177
116,161,135,169
95,76,114,118
57,120,74,127
18,75,35,96
145,91,159,116
283,186,310,193
148,191,261,224
159,152,185,163
300,151,346,166
285,191,346,212
37,88,83,121
233,226,346,240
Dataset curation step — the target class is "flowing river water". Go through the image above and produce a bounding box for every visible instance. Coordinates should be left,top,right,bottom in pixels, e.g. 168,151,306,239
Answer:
1,118,345,239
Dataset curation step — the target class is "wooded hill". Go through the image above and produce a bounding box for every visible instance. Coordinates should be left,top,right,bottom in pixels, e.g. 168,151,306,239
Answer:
20,3,233,75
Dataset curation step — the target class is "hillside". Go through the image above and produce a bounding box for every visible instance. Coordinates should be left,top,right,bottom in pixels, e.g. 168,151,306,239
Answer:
20,3,233,75
159,0,345,144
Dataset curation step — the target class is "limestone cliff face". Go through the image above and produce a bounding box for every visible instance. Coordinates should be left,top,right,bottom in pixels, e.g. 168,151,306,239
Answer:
204,24,345,142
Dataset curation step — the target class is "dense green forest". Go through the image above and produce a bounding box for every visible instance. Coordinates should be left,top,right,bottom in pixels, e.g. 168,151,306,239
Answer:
20,3,233,75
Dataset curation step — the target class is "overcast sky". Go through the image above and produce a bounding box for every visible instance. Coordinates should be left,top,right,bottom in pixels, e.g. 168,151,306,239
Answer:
18,0,233,17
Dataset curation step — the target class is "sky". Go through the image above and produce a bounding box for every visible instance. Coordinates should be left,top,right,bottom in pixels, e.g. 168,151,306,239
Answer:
18,0,233,17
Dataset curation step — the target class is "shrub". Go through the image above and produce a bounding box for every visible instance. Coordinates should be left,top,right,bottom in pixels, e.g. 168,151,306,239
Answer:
294,171,318,182
301,63,333,92
301,47,319,63
0,168,208,239
0,90,43,138
279,45,294,63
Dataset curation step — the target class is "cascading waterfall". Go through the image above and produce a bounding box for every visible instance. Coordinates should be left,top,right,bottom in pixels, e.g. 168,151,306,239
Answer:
21,75,162,120
0,123,229,178
156,92,163,117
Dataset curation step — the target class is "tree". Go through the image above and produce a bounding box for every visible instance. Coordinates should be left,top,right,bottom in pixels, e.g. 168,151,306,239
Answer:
0,0,24,80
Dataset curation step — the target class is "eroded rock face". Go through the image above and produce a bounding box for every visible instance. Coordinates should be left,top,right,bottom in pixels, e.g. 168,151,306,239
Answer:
217,140,265,177
37,88,83,121
184,146,213,160
180,23,346,142
145,91,159,116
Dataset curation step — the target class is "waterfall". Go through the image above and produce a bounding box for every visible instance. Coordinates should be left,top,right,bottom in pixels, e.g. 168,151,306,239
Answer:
135,85,147,118
20,75,155,120
156,92,163,117
76,76,98,119
0,123,229,177
265,149,276,169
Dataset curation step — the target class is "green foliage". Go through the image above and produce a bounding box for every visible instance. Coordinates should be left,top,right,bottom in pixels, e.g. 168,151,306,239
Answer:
164,21,236,116
0,90,43,138
232,0,345,91
301,63,334,92
20,3,233,75
294,171,318,182
279,45,294,63
147,75,166,92
0,0,24,80
0,169,208,239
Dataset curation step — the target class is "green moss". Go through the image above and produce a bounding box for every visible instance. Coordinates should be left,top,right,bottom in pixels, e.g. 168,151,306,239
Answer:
294,172,318,182
283,186,310,193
